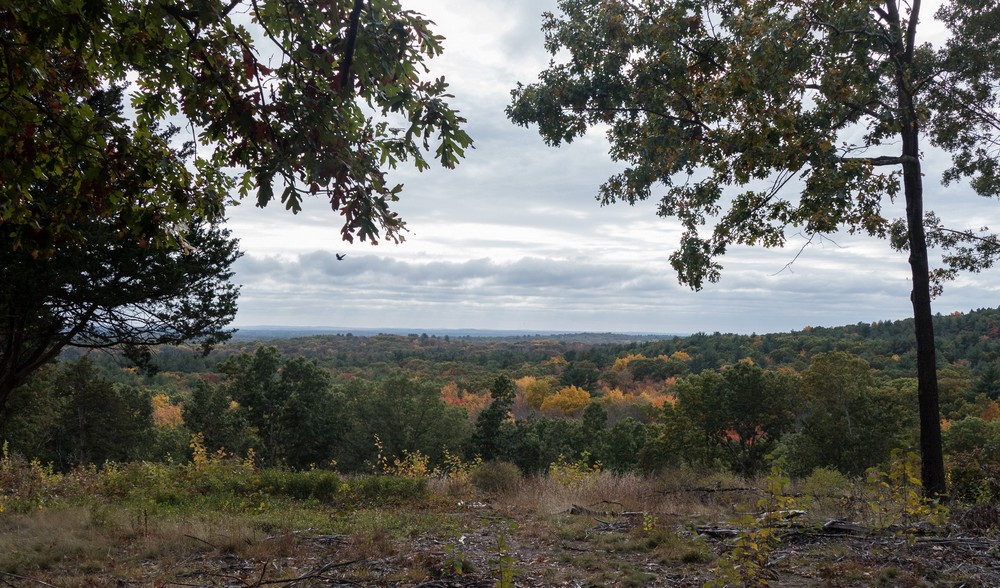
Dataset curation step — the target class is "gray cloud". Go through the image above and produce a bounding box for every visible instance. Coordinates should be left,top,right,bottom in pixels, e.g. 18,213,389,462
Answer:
226,0,1000,335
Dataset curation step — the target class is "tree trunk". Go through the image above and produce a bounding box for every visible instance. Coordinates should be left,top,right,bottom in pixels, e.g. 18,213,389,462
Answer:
889,0,945,498
900,107,947,499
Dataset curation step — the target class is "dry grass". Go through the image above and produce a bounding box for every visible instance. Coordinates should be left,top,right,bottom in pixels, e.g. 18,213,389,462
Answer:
1,461,996,587
0,503,311,585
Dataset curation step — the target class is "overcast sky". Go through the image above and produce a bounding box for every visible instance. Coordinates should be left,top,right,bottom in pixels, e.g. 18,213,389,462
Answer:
225,0,999,335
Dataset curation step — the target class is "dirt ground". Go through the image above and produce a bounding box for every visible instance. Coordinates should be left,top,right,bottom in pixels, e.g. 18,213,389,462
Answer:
97,502,1000,587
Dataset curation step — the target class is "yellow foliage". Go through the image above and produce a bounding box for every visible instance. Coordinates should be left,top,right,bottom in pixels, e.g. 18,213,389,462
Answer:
612,353,647,371
151,393,184,428
540,386,590,415
603,387,627,404
670,351,691,362
517,376,555,409
544,355,569,369
549,451,601,488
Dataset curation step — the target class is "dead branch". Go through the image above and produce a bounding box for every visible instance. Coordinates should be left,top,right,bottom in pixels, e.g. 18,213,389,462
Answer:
0,573,62,588
184,534,219,549
253,560,362,586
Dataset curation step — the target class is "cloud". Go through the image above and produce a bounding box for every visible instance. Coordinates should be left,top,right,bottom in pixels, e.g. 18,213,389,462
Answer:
226,0,1000,336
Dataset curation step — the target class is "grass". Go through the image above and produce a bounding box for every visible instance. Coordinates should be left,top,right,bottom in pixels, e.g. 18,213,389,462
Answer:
1,451,998,586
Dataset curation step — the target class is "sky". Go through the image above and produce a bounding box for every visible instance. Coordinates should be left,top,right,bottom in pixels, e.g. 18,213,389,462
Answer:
225,0,999,335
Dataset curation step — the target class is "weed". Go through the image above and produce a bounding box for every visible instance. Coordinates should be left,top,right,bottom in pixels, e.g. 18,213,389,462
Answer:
856,450,948,533
549,451,602,489
484,516,518,588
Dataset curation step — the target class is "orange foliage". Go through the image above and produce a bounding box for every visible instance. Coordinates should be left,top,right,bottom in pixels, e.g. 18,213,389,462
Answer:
981,401,1000,423
599,383,673,408
151,393,184,428
670,351,691,362
540,386,591,415
440,382,490,417
638,389,670,408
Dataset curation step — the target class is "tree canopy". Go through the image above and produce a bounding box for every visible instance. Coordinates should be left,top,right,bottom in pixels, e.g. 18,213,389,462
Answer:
3,0,471,253
507,0,1000,497
0,0,471,413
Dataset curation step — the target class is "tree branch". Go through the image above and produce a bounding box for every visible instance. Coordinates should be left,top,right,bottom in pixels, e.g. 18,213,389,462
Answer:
841,155,918,166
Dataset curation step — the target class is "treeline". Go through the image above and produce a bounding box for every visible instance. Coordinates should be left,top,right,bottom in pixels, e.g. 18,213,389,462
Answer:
116,306,1000,388
4,308,1000,501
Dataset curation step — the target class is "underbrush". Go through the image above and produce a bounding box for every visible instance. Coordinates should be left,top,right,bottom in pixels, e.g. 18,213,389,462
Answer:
1,445,995,587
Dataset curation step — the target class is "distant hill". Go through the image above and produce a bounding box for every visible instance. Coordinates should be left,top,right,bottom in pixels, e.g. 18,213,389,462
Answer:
232,326,681,343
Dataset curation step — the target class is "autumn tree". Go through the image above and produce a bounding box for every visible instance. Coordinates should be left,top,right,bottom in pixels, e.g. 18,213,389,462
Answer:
509,0,1000,495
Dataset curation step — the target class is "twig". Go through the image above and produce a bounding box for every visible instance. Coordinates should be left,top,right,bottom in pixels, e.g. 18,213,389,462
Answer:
253,560,361,586
184,534,218,549
0,574,62,588
249,559,270,588
656,485,758,495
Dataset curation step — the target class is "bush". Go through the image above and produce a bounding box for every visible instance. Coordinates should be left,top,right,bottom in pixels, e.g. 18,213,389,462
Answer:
470,460,522,494
948,452,1000,504
801,466,850,498
258,469,342,501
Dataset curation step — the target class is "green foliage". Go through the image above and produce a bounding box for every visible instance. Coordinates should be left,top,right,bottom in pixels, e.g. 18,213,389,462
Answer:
2,359,157,469
199,347,343,468
3,0,471,250
944,417,1000,503
507,0,1000,498
598,417,647,473
472,375,516,461
470,461,522,494
484,516,518,588
1,0,473,416
0,173,240,414
777,352,914,477
508,0,1000,290
257,469,342,501
337,375,472,472
801,467,851,499
676,361,798,477
346,475,428,504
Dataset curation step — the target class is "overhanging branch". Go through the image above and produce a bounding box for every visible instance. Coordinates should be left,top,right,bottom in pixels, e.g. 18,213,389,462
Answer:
841,155,919,166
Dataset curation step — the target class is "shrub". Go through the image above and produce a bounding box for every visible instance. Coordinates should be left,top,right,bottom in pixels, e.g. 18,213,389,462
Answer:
801,466,850,498
948,451,1000,504
470,461,522,494
257,469,342,501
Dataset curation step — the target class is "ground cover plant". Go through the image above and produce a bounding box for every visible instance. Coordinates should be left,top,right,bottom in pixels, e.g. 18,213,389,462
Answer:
2,443,1000,587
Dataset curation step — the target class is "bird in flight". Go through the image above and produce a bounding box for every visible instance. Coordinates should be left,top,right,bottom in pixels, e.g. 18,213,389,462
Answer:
336,253,346,261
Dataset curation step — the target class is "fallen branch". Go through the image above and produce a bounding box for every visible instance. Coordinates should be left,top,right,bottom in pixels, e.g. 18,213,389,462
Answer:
184,534,219,549
0,572,62,588
253,559,361,586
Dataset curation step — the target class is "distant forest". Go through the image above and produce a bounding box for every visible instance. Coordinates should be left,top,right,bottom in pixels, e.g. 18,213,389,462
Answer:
4,307,1000,501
